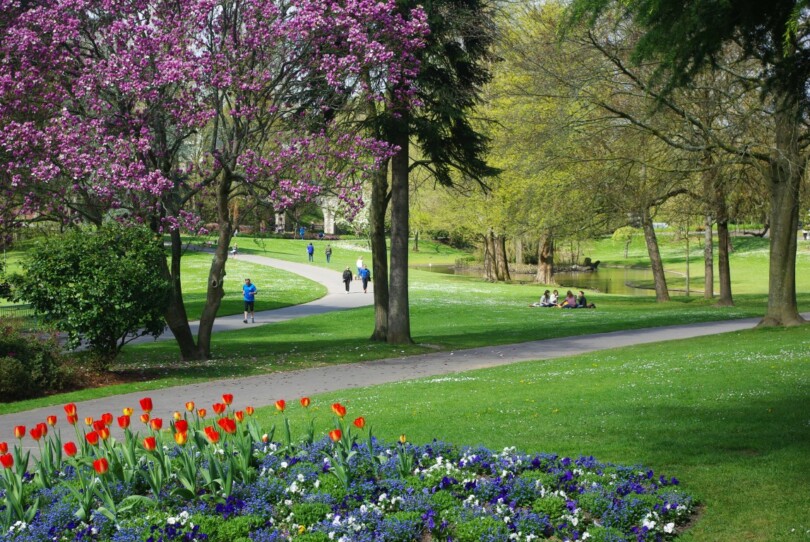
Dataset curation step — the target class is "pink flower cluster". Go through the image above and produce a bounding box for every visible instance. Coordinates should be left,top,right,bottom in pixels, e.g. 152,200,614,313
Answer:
0,0,428,229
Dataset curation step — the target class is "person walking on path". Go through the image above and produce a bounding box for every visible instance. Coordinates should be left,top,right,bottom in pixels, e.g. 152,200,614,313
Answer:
342,266,353,293
242,278,258,323
307,242,314,262
359,264,371,293
356,256,364,279
325,244,332,263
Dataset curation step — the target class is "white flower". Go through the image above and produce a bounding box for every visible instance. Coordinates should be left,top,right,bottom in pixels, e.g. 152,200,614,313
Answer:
664,522,675,533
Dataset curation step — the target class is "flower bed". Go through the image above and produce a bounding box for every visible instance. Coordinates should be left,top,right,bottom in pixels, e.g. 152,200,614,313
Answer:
0,396,697,541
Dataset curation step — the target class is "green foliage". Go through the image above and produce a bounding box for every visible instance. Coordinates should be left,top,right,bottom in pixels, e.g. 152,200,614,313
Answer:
531,495,567,522
0,322,70,400
291,502,331,527
587,525,631,542
194,514,264,540
453,515,509,542
10,224,171,366
294,532,330,542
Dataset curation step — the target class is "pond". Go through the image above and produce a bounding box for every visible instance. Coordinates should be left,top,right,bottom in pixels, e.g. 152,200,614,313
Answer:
414,264,658,295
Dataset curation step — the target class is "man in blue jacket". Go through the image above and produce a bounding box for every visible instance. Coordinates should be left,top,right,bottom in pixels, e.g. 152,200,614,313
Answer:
242,278,258,323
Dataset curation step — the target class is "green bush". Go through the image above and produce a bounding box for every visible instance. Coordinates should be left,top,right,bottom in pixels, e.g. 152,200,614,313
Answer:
531,495,568,522
10,224,171,367
193,514,263,540
291,502,331,527
0,323,70,400
453,516,509,542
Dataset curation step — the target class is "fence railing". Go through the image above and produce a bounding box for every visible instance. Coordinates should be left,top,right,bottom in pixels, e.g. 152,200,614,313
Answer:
0,304,36,320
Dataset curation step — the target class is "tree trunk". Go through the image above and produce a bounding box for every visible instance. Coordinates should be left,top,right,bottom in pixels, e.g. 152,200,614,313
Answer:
641,207,670,302
195,175,234,357
484,231,496,281
703,214,714,300
495,234,510,281
369,165,390,341
760,90,805,327
535,234,554,284
715,187,734,306
162,229,198,360
387,125,412,344
413,230,419,252
514,237,523,265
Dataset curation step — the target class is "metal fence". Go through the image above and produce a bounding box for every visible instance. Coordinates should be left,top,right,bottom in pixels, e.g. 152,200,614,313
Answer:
0,304,36,319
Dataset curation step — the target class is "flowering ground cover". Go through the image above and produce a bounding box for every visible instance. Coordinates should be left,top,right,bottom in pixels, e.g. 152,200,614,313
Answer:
0,396,697,541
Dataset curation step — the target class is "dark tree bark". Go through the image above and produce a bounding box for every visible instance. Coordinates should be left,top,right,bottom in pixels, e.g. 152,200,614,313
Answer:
514,237,523,265
369,166,390,341
703,214,714,300
484,231,496,281
162,230,198,361
641,207,670,302
387,126,412,344
495,234,511,281
535,234,555,284
714,188,734,306
760,91,805,327
413,231,419,252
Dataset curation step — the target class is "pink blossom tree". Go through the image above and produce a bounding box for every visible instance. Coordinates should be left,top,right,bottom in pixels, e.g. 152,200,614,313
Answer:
0,0,428,359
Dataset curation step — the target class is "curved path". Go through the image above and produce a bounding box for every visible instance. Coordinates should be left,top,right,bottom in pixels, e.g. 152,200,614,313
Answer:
3,252,805,452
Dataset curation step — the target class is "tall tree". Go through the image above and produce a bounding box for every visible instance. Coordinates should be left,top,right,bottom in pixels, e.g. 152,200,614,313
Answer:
567,0,808,326
365,0,500,344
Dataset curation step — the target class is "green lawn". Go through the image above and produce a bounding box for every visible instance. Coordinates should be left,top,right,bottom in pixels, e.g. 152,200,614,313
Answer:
255,325,810,541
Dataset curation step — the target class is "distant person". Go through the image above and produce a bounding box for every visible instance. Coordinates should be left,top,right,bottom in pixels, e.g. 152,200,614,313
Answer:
550,290,559,306
531,290,555,307
356,256,364,279
230,244,238,256
359,264,371,293
242,278,257,323
342,267,353,293
299,226,306,240
577,290,596,309
558,290,577,309
325,244,332,263
307,242,314,262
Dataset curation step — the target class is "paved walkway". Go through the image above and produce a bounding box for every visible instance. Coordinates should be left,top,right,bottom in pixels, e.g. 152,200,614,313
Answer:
3,252,801,452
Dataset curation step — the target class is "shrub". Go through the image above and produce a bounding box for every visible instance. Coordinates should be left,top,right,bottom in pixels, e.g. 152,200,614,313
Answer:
0,323,69,400
10,224,171,367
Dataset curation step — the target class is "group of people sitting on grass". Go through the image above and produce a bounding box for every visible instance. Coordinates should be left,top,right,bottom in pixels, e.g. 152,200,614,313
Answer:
530,289,596,309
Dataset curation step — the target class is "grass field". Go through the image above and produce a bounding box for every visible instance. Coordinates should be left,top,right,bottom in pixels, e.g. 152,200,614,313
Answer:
250,325,810,542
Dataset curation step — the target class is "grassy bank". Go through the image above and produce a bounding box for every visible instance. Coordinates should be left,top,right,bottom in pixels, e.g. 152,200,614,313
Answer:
256,325,810,541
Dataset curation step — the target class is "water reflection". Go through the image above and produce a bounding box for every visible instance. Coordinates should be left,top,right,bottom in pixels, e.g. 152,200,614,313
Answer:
413,265,657,296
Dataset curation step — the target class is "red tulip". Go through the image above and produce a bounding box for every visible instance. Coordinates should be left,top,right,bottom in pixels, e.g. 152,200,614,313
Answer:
92,420,107,432
0,442,7,454
46,415,58,427
197,408,207,419
204,426,220,443
174,420,189,433
140,413,150,424
63,442,78,457
14,425,25,439
328,429,342,442
222,393,233,405
101,413,113,426
143,436,157,451
174,432,188,446
97,427,110,441
217,417,237,434
185,401,195,412
93,457,109,475
300,397,311,408
275,399,286,412
85,431,100,446
84,417,93,426
331,403,347,418
36,422,48,438
0,453,13,469
29,426,43,441
67,414,79,425
139,397,153,413
117,415,131,430
353,417,366,429
212,402,226,415
64,403,77,417
245,406,255,416
150,418,163,431
234,410,244,422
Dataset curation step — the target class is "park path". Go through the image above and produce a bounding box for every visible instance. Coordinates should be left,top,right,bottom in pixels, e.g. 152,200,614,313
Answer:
4,251,804,452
